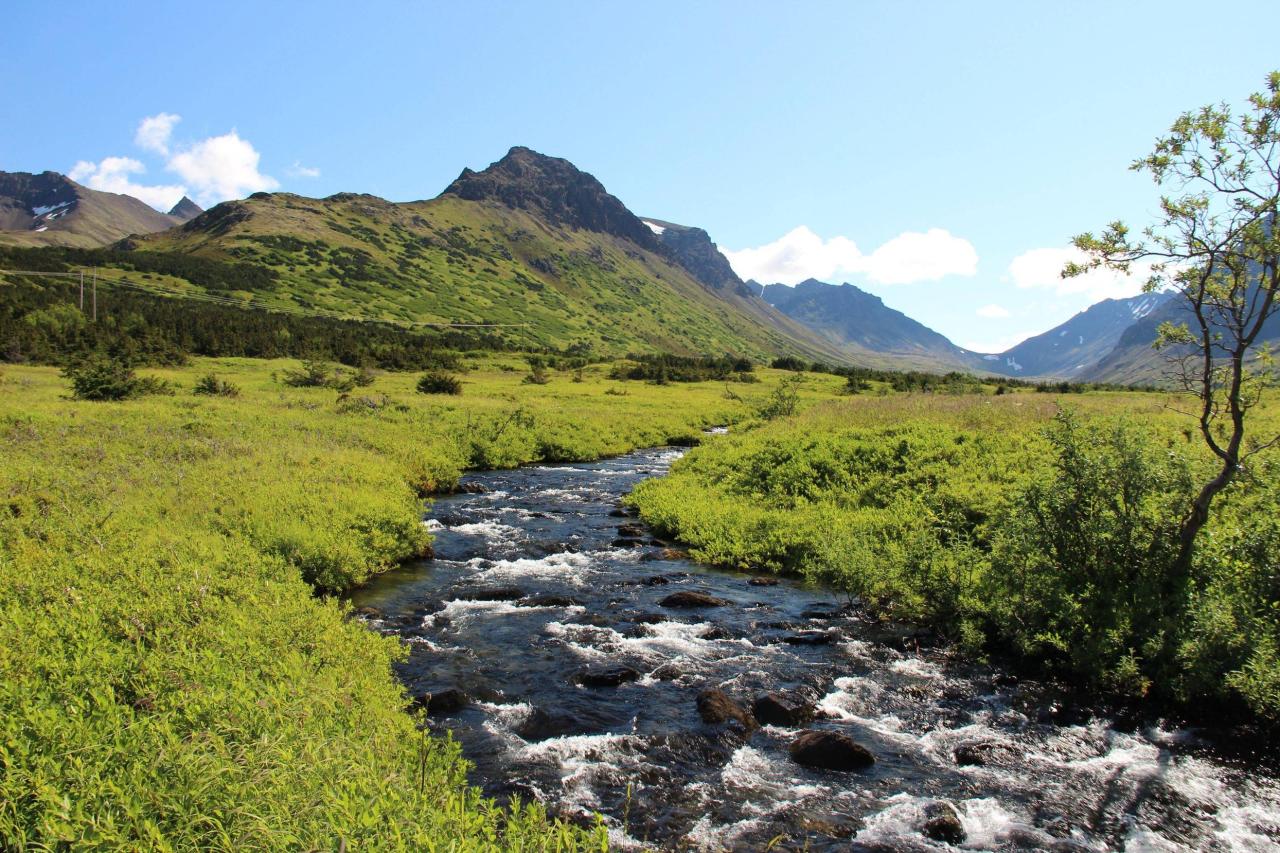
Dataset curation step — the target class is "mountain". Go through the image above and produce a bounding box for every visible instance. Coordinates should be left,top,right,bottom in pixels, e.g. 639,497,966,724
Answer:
1083,290,1280,384
441,147,662,251
979,292,1172,378
167,196,203,222
86,147,849,361
0,171,187,247
760,279,985,372
641,218,754,296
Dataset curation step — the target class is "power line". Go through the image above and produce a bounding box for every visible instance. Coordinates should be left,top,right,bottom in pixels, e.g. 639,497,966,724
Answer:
0,267,530,330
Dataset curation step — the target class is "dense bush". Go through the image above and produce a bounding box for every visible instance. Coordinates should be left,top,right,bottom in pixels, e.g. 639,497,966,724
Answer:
416,370,463,395
609,353,754,383
193,373,241,397
63,354,172,400
985,413,1195,695
771,355,808,371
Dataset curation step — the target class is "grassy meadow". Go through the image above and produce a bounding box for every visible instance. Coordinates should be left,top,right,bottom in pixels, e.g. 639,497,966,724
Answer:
0,356,840,849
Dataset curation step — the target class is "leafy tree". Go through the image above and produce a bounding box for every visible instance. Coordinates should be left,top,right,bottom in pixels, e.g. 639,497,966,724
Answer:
1068,72,1280,574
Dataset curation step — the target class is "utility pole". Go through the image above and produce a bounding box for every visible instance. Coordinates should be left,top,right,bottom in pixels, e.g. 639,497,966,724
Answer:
79,270,84,311
92,268,97,321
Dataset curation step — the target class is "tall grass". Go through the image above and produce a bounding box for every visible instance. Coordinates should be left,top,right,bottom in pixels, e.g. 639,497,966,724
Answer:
0,357,842,848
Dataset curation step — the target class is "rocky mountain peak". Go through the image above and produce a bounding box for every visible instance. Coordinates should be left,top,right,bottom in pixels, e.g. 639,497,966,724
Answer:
440,146,660,250
641,218,753,296
167,195,203,222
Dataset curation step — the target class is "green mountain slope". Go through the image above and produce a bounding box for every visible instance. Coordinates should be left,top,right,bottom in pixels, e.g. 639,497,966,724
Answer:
105,148,848,360
0,171,195,248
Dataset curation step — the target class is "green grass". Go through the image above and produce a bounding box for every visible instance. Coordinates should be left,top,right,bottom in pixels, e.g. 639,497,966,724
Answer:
0,356,843,849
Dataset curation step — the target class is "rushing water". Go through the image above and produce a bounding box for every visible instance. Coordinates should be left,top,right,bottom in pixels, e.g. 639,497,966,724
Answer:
349,447,1280,851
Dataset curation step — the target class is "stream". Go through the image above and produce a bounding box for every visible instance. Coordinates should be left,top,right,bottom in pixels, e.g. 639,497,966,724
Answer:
349,446,1280,851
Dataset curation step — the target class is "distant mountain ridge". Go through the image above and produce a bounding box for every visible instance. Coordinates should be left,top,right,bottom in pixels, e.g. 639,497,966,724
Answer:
57,146,850,362
760,279,984,372
8,154,1264,383
0,170,197,247
988,292,1171,378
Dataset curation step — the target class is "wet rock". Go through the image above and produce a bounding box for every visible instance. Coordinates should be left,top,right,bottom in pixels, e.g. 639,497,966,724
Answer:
748,576,780,586
789,730,875,771
411,687,469,715
459,481,488,494
515,707,582,741
953,740,1017,767
608,506,637,518
456,586,525,601
783,630,836,646
630,612,668,624
695,688,756,730
571,613,612,627
752,692,816,727
801,604,842,620
617,523,646,538
649,663,685,681
659,590,730,608
640,575,670,586
921,801,965,844
574,665,641,687
517,594,582,608
657,548,689,560
611,537,645,548
701,625,734,641
350,605,384,620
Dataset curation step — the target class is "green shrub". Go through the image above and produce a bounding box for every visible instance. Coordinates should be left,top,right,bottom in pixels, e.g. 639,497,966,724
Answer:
63,355,172,401
193,373,241,397
416,370,463,395
757,375,801,419
986,411,1195,696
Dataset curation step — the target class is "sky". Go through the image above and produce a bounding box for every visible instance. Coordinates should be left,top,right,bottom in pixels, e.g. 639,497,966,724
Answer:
4,2,1279,352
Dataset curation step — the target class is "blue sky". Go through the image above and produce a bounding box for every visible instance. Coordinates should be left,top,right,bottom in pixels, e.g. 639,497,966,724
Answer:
4,2,1279,352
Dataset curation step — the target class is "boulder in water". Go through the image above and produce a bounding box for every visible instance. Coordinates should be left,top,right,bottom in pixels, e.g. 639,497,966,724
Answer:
752,692,816,727
574,665,641,687
617,523,646,538
695,688,756,730
515,707,583,741
659,590,729,608
411,687,469,715
953,740,1016,767
921,801,966,844
789,730,875,771
748,576,780,586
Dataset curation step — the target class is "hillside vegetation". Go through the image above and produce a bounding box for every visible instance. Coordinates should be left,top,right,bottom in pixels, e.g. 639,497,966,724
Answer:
0,356,842,848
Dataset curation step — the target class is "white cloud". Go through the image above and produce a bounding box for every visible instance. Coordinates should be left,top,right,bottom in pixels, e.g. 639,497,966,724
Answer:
288,161,321,179
860,228,979,285
135,112,181,155
1009,246,1151,301
976,303,1010,318
68,156,187,211
725,226,977,286
167,131,279,206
